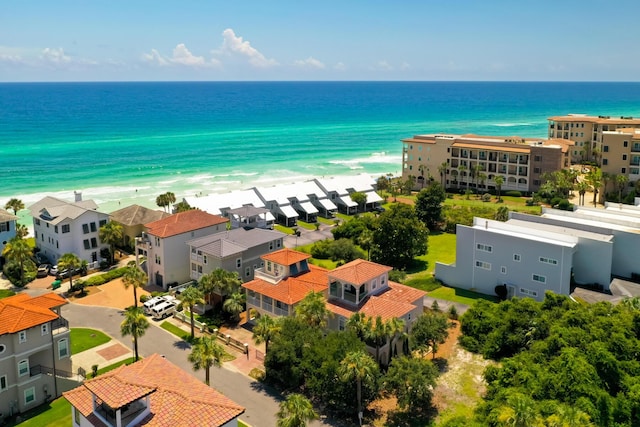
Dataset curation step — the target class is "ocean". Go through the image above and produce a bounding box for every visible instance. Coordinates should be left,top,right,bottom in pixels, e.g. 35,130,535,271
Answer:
2,81,640,224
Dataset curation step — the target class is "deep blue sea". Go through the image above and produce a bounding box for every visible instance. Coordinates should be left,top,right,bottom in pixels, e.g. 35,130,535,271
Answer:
2,81,640,221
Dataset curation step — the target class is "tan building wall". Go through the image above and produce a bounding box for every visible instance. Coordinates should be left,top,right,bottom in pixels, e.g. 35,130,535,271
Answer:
600,128,640,193
402,134,571,193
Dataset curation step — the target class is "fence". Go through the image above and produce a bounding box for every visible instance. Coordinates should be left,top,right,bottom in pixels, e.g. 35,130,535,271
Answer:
255,349,265,361
173,311,207,332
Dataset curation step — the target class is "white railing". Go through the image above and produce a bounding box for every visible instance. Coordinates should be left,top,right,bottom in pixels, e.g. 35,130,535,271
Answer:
173,311,206,332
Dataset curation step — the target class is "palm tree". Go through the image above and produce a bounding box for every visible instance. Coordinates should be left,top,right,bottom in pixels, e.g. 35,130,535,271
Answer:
156,194,169,212
165,192,176,212
58,252,81,290
357,229,374,260
386,317,406,364
4,198,24,216
576,181,589,206
338,350,379,425
174,200,192,212
252,314,280,354
223,291,246,322
276,393,319,427
495,175,504,202
458,164,467,191
494,393,541,427
99,221,124,265
120,306,149,361
366,316,390,364
585,167,603,207
616,174,629,202
418,165,428,189
346,312,370,341
199,268,241,307
602,171,613,197
122,261,147,308
188,336,224,386
438,162,448,188
180,286,205,340
15,224,29,239
3,237,33,285
295,291,330,328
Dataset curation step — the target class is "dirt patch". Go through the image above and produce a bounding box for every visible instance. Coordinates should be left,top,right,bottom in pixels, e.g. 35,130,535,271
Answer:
70,278,150,310
96,343,130,361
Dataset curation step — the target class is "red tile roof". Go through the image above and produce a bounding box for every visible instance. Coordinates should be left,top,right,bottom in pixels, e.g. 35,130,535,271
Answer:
64,354,244,427
327,281,425,321
145,210,228,238
243,265,328,304
329,259,392,284
0,293,65,335
262,248,311,266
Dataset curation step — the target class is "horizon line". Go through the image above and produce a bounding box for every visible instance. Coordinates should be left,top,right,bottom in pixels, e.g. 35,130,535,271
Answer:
1,79,640,84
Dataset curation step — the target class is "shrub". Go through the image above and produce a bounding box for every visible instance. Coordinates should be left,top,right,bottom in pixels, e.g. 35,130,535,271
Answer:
140,294,150,303
85,267,127,286
557,199,573,211
504,190,522,197
448,304,459,320
481,193,491,202
389,269,407,283
310,239,333,259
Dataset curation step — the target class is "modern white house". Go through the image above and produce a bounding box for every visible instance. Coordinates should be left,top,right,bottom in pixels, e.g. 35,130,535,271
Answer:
183,189,276,226
28,193,110,265
135,210,229,289
436,218,579,301
186,227,287,283
252,185,299,227
0,293,71,416
314,174,383,214
64,354,244,427
0,208,18,265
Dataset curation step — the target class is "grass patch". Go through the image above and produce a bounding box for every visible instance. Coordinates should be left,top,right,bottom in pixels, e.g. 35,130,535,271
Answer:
0,289,16,299
403,232,456,293
444,194,541,215
296,221,317,230
249,367,265,381
308,258,339,269
96,357,137,376
238,420,251,427
274,224,295,235
70,328,110,354
316,216,335,225
428,286,497,305
8,397,70,427
404,276,442,292
160,321,190,340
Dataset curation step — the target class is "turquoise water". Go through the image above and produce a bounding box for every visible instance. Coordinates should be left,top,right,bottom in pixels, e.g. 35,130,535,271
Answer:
2,81,640,218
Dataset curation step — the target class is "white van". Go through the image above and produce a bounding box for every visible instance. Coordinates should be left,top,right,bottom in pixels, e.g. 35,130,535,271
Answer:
151,301,177,320
143,296,167,315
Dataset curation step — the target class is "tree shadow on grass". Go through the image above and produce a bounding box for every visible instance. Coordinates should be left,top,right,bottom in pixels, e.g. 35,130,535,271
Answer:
405,259,428,275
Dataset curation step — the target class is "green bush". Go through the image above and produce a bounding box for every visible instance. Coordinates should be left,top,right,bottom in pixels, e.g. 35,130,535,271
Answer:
389,269,407,283
84,267,127,286
140,294,150,303
504,190,522,197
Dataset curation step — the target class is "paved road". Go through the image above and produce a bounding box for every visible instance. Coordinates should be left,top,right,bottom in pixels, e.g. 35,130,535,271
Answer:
284,223,334,248
61,303,342,427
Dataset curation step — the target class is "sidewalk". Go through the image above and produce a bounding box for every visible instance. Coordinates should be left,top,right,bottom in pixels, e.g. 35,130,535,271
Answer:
72,340,134,375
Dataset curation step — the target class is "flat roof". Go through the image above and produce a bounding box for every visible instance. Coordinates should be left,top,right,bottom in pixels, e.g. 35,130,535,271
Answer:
541,209,640,235
472,218,577,248
507,219,614,242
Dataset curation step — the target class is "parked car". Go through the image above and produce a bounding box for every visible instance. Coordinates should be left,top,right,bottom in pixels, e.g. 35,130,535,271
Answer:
151,301,177,320
143,296,167,315
56,267,83,280
34,252,49,266
36,264,51,278
49,265,59,276
372,206,386,213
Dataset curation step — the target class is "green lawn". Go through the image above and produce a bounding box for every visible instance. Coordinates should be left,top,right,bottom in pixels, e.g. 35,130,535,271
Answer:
0,289,16,299
160,321,190,340
274,224,295,235
96,357,137,376
11,397,70,427
70,328,110,354
296,221,317,230
316,216,336,225
428,286,497,305
402,232,456,292
444,194,542,214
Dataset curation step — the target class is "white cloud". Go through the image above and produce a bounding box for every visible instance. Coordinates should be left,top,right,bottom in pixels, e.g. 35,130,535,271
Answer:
0,53,24,64
334,62,347,71
293,57,325,69
142,44,220,68
40,48,71,65
218,28,277,68
375,60,393,71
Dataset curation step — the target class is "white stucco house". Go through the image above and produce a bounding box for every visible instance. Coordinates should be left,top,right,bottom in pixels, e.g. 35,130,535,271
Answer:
136,210,229,289
314,174,382,214
0,208,19,264
28,192,110,265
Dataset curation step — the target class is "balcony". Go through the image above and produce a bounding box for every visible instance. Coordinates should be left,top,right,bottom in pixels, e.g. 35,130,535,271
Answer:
254,268,286,284
632,145,640,153
52,317,69,335
247,295,261,307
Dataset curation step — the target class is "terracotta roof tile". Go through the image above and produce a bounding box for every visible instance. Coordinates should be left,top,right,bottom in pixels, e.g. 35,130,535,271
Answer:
0,292,64,335
329,259,392,284
261,248,311,266
64,354,244,427
145,210,228,238
243,265,328,304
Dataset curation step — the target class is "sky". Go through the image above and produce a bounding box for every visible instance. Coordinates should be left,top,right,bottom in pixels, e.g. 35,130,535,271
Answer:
1,0,639,82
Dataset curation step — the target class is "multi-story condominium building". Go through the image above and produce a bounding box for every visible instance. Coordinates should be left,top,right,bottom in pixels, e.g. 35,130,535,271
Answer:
186,227,287,284
243,249,425,363
28,192,110,265
136,209,229,289
0,293,71,416
401,134,573,194
0,208,18,264
64,353,244,427
547,114,640,164
108,204,170,250
599,128,640,191
436,205,640,302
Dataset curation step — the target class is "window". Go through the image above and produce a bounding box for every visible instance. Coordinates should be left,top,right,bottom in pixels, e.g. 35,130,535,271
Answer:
624,140,629,147
539,257,558,265
54,225,58,233
0,344,5,354
18,359,29,377
520,288,538,297
83,239,90,250
603,159,608,165
236,258,242,268
339,317,346,331
19,331,26,343
41,324,49,335
90,222,97,232
501,266,507,274
532,274,546,283
99,219,107,227
58,338,69,359
24,387,35,405
82,224,89,234
0,375,7,391
74,407,81,425
475,260,491,270
35,218,41,226
623,154,628,161
154,237,161,246
91,237,98,248
603,146,609,152
155,255,161,265
372,278,377,290
534,155,542,162
269,241,274,250
513,254,521,262
276,240,282,248
622,168,626,173
476,243,492,253
245,267,251,277
203,255,207,264
62,224,70,233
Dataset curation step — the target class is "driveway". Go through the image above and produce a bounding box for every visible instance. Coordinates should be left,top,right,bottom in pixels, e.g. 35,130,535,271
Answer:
61,303,342,427
284,223,334,248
